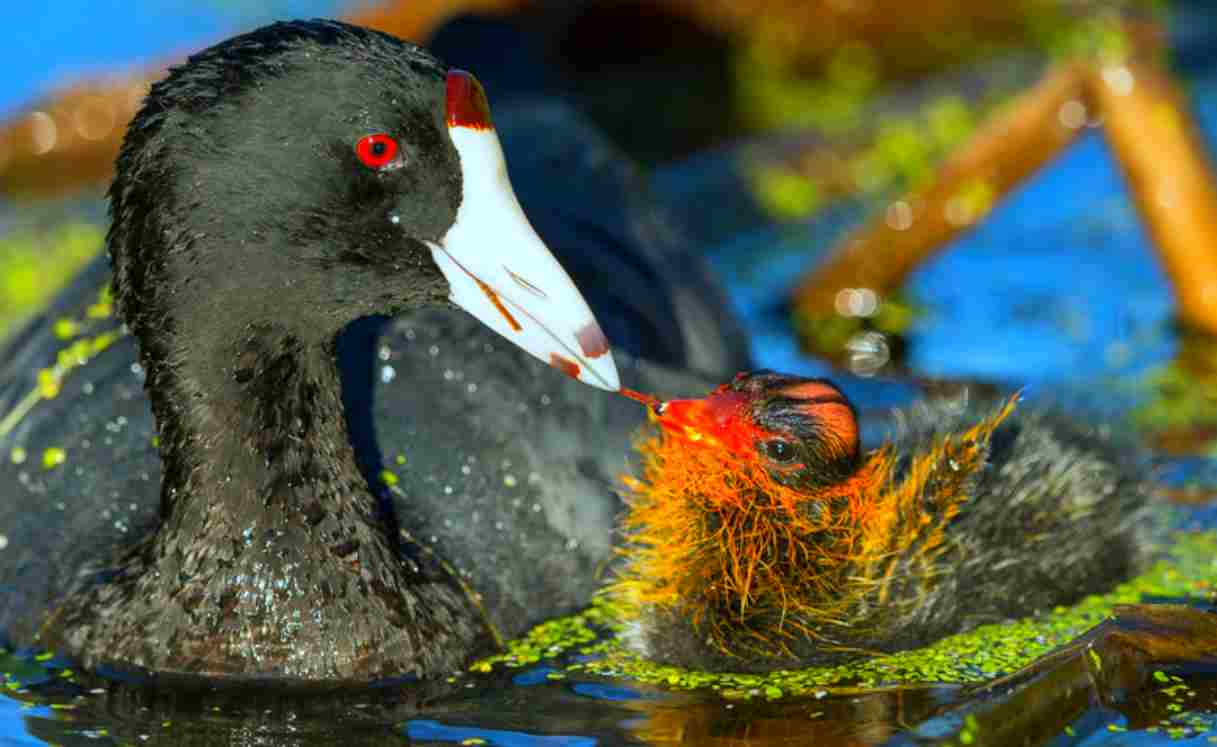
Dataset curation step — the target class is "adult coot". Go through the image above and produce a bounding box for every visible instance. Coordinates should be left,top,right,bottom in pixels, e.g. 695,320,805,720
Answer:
612,372,1157,672
0,20,746,682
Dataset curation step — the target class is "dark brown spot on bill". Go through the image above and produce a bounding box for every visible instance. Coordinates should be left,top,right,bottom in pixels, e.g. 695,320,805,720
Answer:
576,321,609,359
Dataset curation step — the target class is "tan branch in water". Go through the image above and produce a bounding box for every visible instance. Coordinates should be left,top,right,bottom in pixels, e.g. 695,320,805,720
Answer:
1088,60,1217,336
790,63,1088,321
794,14,1217,342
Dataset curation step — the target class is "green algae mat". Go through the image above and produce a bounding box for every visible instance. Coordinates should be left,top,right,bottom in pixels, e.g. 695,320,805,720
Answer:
475,530,1217,697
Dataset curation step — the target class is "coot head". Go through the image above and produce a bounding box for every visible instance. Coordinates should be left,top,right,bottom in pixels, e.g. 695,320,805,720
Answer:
110,18,616,388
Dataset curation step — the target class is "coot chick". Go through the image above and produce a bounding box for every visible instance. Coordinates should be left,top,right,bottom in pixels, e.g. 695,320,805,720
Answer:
0,19,639,682
614,372,1158,672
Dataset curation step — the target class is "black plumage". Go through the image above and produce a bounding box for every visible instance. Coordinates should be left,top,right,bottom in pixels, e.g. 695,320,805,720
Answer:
0,20,746,682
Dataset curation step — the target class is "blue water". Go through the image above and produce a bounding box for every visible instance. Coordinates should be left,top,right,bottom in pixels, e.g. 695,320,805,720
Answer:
704,62,1217,386
3,1,1217,745
707,128,1179,386
0,0,344,118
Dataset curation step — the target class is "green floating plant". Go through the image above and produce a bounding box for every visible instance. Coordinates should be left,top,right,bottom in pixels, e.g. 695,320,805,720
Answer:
738,2,1159,224
0,222,105,342
474,531,1217,699
1129,334,1217,457
0,281,120,441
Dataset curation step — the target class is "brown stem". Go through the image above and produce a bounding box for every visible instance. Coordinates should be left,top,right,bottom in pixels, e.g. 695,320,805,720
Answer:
1088,61,1217,336
790,63,1088,321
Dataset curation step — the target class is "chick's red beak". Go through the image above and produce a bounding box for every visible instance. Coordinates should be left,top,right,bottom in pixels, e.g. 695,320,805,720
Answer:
654,385,765,457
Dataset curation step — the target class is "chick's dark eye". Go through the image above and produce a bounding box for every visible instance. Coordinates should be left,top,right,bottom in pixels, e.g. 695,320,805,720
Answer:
761,439,796,463
355,134,400,170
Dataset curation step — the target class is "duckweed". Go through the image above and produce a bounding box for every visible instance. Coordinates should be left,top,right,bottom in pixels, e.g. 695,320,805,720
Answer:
737,4,1156,226
51,318,79,340
471,607,608,672
86,297,113,320
1157,711,1217,741
0,283,121,441
41,447,66,469
36,369,61,399
1130,333,1217,456
750,167,822,220
0,223,104,342
959,714,980,745
476,532,1217,698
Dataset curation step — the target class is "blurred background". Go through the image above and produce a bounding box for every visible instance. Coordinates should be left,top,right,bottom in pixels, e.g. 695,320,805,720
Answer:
5,3,1217,461
3,1,1217,437
3,2,1217,745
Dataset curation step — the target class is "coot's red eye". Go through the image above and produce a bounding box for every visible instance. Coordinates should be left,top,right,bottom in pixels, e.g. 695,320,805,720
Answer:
355,134,400,170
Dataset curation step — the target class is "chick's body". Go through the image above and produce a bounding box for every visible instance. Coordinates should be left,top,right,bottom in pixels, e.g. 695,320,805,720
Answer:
615,373,1157,673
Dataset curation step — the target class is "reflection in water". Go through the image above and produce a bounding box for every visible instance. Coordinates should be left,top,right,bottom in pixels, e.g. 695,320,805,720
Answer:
3,603,1217,745
405,720,597,745
13,672,431,746
0,661,646,746
0,650,960,746
622,686,954,746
